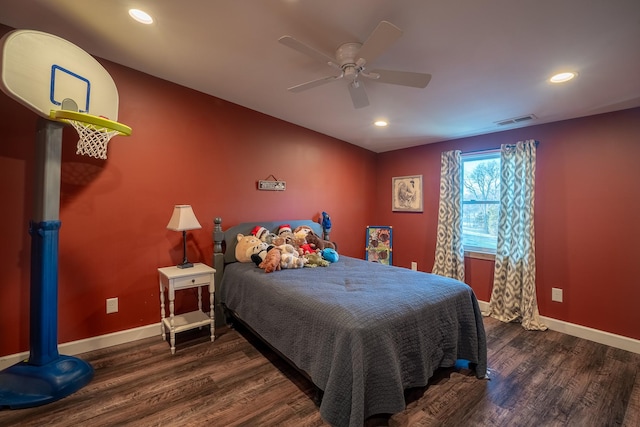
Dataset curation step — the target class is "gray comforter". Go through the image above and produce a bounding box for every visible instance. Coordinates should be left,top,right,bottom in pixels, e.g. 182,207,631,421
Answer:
220,256,487,427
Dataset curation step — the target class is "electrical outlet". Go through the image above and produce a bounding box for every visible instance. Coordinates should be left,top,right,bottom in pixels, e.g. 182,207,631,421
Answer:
106,297,118,314
411,262,418,271
551,288,563,303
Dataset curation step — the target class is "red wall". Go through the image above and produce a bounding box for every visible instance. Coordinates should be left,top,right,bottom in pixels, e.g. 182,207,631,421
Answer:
375,107,640,340
0,25,376,356
1,22,638,358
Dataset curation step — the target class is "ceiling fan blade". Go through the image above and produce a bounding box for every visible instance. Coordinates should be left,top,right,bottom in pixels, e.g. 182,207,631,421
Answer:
288,75,342,93
278,35,338,67
348,81,369,109
368,69,432,88
356,21,403,65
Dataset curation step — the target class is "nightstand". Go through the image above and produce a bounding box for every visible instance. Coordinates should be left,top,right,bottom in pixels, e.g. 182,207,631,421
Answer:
158,263,216,354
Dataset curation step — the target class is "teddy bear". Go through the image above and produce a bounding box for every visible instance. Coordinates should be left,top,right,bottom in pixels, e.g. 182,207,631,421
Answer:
305,230,336,251
259,247,281,273
272,235,301,254
235,233,268,263
277,243,307,269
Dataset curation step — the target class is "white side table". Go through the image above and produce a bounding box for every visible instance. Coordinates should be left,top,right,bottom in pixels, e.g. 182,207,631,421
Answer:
158,263,216,354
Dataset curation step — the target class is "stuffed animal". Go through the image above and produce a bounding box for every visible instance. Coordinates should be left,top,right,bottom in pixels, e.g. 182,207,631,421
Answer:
290,236,310,255
235,233,268,263
321,211,332,233
305,230,336,251
278,224,292,236
251,244,275,266
259,247,281,273
278,243,307,269
299,243,315,254
264,232,279,245
250,225,270,242
277,224,296,244
304,231,324,251
321,248,339,263
293,226,326,253
271,236,285,246
304,252,329,267
293,225,314,239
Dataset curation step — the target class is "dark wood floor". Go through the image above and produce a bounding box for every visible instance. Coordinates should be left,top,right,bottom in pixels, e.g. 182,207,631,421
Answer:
1,317,639,427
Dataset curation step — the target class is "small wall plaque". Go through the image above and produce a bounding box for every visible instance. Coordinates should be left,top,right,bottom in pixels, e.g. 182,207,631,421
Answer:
258,180,286,191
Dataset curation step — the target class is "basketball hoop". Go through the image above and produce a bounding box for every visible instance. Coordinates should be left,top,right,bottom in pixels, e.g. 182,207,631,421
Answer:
49,110,132,160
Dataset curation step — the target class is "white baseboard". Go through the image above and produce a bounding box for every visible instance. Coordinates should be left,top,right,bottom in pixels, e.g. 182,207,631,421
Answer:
478,300,640,354
0,323,160,371
3,303,639,372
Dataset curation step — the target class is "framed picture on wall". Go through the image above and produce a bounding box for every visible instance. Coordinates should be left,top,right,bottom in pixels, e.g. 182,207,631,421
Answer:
392,175,423,212
365,226,393,265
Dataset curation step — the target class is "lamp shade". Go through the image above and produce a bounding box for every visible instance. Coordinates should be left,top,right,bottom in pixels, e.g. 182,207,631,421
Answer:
166,205,202,231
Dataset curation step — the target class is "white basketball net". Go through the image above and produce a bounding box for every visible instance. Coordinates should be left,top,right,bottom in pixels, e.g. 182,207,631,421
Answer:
68,120,120,160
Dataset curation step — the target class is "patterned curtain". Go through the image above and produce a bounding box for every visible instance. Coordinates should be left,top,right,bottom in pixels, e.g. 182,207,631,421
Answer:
488,140,546,330
432,150,465,281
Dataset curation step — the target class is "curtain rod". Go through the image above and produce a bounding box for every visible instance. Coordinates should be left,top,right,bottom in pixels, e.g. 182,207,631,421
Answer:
462,140,538,155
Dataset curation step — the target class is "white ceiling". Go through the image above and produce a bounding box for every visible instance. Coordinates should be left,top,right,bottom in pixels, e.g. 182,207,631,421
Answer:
1,0,639,153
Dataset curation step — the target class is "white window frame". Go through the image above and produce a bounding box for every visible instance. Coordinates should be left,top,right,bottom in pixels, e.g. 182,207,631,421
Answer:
461,150,500,260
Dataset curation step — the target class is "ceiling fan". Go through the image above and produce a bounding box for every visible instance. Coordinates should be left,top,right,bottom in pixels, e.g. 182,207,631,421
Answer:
278,21,431,109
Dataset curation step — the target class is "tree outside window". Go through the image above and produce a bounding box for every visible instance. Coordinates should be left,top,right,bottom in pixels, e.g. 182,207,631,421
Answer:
462,153,500,252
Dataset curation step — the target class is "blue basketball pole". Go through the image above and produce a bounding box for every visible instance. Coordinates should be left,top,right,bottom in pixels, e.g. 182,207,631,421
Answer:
0,118,93,408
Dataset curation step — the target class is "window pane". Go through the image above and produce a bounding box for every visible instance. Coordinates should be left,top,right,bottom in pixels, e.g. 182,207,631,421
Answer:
462,153,500,252
462,203,499,250
463,158,500,202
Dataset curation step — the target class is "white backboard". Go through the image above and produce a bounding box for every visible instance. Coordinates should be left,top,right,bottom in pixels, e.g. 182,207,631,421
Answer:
0,29,119,121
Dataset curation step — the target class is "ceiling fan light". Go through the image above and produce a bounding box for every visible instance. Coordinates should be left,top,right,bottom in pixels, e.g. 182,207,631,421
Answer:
550,72,577,83
344,66,358,80
129,9,154,24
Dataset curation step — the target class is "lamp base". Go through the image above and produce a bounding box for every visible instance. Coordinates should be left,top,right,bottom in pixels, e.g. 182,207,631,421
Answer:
177,262,194,269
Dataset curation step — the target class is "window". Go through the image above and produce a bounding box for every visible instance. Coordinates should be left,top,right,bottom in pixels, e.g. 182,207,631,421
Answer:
462,151,500,253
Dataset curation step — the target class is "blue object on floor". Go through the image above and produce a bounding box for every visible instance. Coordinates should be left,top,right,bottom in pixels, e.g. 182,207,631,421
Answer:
0,220,94,408
455,359,470,369
0,355,94,409
0,120,94,408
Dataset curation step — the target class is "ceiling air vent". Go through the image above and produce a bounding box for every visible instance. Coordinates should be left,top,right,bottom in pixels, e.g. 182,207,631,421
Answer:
496,114,537,126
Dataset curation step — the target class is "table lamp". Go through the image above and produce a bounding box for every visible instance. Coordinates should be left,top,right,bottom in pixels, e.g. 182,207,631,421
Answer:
166,204,202,268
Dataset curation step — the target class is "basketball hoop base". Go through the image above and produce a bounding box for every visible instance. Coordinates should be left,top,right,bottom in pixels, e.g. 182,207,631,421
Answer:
0,355,94,409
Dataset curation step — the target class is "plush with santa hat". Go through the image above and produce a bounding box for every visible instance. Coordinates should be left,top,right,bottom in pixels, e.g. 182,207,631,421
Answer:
250,225,270,242
278,224,292,236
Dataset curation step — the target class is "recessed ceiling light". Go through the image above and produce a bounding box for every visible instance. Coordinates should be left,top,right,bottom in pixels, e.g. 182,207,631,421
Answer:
374,120,388,127
549,72,577,83
129,9,153,24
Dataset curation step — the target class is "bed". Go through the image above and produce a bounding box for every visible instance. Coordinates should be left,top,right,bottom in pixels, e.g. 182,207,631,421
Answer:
212,218,487,427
